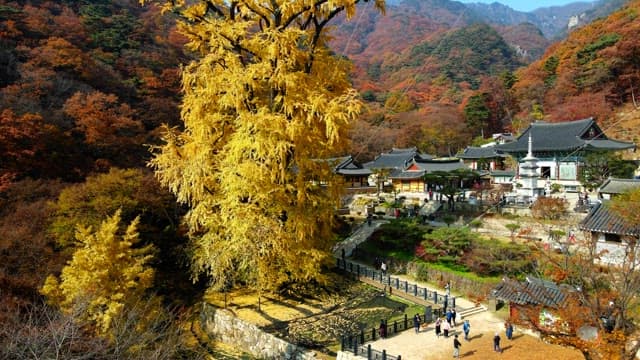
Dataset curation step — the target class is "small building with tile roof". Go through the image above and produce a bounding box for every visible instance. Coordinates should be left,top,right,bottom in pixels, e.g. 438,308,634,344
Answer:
388,158,465,193
327,156,372,188
496,118,635,192
457,145,507,172
597,178,640,200
493,276,574,330
363,147,439,193
579,200,640,265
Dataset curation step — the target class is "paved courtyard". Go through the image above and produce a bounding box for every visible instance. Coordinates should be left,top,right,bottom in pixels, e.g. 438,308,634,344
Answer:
367,309,584,359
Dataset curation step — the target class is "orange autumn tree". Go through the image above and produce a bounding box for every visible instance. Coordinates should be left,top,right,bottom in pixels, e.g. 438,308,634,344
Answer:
520,189,640,359
148,0,385,292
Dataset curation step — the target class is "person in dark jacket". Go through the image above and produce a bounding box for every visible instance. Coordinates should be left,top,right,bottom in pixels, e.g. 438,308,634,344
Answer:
453,334,462,358
413,313,421,333
493,332,502,352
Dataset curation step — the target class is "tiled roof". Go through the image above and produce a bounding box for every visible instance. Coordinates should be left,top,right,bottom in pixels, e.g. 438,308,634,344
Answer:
493,276,568,307
598,178,640,195
325,156,372,176
414,158,465,173
490,170,515,177
457,146,506,159
337,168,372,176
389,169,425,179
363,148,434,169
578,201,640,236
496,118,635,153
364,152,416,169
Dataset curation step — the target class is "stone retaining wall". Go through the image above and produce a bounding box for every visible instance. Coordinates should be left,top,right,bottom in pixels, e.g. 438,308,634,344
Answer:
336,351,363,360
406,262,498,303
200,303,316,360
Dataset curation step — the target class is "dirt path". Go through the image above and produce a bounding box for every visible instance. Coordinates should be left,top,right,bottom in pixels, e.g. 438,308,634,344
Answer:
368,310,584,360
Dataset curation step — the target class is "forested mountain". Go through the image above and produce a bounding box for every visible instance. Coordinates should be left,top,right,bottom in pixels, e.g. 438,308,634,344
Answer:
0,1,195,353
0,0,187,187
511,0,640,134
332,0,633,160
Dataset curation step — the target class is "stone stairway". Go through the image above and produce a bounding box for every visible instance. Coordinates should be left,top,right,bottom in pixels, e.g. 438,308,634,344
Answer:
458,304,488,320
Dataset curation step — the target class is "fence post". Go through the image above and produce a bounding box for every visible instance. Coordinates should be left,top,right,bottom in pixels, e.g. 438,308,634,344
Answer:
382,349,387,360
393,320,397,334
414,284,418,297
423,287,428,301
425,305,432,323
341,336,345,351
353,336,358,355
404,313,408,330
395,278,399,290
444,295,448,312
360,329,364,344
349,262,353,273
398,356,401,360
433,291,438,304
372,327,376,341
452,297,456,309
367,344,372,360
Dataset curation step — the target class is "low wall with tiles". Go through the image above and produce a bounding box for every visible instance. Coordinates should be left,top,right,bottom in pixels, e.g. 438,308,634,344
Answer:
200,303,316,360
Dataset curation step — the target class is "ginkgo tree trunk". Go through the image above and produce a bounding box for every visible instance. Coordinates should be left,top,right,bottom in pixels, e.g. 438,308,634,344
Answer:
148,0,385,292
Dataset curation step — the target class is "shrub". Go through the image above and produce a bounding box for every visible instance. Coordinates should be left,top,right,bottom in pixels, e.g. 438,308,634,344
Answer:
530,197,568,220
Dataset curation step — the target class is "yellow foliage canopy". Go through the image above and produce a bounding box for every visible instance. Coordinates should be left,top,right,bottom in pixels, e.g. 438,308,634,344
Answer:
41,210,155,335
149,0,384,292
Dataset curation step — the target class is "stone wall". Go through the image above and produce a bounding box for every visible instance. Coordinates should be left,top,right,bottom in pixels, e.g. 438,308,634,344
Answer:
406,262,498,303
336,351,363,360
200,303,316,360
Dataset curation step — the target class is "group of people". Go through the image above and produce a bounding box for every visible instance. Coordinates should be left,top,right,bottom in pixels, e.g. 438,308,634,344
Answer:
453,320,514,358
490,321,514,355
383,309,516,358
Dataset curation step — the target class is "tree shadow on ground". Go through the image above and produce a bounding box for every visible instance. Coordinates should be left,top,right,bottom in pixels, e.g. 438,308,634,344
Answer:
461,350,477,357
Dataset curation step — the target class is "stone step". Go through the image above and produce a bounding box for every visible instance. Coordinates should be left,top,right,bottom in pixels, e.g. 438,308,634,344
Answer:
458,305,487,319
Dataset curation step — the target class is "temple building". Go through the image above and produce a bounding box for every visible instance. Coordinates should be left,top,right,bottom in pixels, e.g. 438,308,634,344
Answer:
496,118,635,192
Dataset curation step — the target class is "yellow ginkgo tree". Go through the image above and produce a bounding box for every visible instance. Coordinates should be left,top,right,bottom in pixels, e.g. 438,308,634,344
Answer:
41,210,155,335
148,0,385,292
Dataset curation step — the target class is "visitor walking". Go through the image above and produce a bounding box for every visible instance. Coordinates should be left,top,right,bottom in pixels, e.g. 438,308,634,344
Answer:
435,317,442,338
505,321,514,340
446,309,453,325
380,261,387,276
378,320,387,339
451,308,457,326
413,313,421,334
453,334,462,358
445,281,451,296
443,319,451,338
462,319,470,341
493,332,502,352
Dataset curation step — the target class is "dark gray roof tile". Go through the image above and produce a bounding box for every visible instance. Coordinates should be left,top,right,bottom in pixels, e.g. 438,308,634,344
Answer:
496,118,635,153
579,201,640,236
599,178,640,195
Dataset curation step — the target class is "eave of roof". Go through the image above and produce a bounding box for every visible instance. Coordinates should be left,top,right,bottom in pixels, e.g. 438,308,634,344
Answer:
599,178,640,194
495,118,635,153
492,276,567,307
578,201,640,236
336,168,372,176
457,146,505,159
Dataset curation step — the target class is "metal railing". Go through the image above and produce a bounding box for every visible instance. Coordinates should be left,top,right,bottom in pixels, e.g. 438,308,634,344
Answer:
341,335,401,360
336,258,456,310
